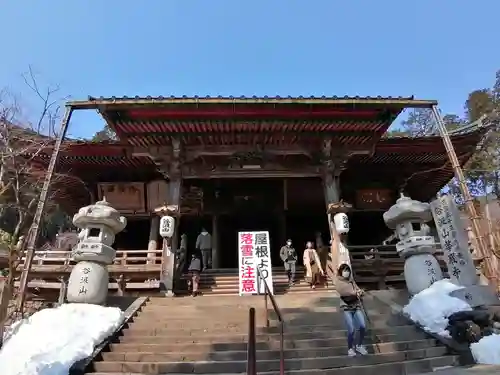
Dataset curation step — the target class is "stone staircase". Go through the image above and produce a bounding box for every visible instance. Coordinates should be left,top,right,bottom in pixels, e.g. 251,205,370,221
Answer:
178,267,332,295
87,291,460,375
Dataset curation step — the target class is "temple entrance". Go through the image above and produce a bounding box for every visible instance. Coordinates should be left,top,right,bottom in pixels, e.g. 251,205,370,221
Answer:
114,217,150,250
218,209,281,268
347,210,392,247
180,177,332,269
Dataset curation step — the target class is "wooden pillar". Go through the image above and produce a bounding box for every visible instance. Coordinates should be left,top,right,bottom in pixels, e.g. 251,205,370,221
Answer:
160,178,182,296
281,179,288,245
321,139,350,281
116,274,126,296
147,215,160,264
58,276,67,305
160,137,182,296
279,213,287,247
212,214,219,269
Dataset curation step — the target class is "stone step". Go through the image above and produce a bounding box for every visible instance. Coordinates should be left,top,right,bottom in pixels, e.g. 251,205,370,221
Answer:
145,292,333,306
139,304,348,314
124,321,403,336
129,314,408,330
173,286,333,296
117,330,426,348
191,272,305,279
92,346,450,374
89,356,458,375
179,280,329,289
112,332,425,353
102,339,438,362
176,284,333,294
128,319,408,332
121,325,423,342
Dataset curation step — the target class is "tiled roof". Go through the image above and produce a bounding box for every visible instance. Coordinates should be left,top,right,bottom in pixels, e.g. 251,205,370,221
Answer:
68,95,437,108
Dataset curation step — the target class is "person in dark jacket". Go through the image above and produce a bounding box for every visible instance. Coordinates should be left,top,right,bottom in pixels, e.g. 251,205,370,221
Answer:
279,239,297,285
187,250,203,297
196,228,212,270
336,263,368,356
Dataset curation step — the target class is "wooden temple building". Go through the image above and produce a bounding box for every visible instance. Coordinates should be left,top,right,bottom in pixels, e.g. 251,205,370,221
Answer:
24,96,488,295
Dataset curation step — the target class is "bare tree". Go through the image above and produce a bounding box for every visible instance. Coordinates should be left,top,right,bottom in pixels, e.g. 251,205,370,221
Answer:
0,67,69,344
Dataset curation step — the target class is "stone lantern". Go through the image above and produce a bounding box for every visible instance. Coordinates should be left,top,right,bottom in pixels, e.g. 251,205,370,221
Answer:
383,193,443,295
66,197,127,304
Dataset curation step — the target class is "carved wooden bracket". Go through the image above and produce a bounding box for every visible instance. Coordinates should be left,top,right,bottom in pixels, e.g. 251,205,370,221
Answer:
321,138,360,178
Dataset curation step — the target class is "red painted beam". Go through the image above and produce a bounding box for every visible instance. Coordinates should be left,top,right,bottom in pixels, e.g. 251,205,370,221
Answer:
125,109,382,119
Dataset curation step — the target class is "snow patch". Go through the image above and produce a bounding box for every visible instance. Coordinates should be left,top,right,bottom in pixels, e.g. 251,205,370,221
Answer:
471,334,500,365
403,279,472,337
0,303,124,375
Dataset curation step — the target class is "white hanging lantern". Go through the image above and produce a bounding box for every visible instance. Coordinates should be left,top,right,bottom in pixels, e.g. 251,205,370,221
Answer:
159,215,175,238
334,213,349,234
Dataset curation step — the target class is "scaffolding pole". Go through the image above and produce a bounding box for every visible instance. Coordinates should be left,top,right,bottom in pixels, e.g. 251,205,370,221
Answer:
15,106,74,315
430,105,496,286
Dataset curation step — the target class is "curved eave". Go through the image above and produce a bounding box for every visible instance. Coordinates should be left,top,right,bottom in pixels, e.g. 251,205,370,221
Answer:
66,95,437,145
354,127,486,165
349,128,487,201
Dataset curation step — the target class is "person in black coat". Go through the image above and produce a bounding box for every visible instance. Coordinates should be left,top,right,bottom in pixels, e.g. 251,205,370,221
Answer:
187,250,203,297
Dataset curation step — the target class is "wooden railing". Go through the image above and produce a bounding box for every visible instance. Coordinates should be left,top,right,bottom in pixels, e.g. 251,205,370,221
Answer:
14,249,165,294
12,244,451,293
319,244,447,288
18,249,163,266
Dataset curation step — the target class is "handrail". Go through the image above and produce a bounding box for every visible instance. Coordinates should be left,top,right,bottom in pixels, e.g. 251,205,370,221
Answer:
247,307,256,375
247,267,284,375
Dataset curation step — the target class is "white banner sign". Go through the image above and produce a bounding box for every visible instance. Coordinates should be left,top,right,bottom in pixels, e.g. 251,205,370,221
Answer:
430,194,478,286
238,231,274,296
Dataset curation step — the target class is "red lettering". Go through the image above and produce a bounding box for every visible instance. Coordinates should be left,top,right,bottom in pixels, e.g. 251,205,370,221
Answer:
240,233,253,245
241,265,255,279
240,244,253,257
241,279,256,293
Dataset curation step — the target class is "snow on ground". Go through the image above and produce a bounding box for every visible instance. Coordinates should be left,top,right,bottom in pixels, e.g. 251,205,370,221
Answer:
471,334,500,365
0,303,124,375
403,279,472,337
403,279,500,365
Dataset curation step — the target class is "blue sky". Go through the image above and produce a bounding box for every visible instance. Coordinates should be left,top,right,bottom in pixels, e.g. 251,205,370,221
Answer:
1,0,499,139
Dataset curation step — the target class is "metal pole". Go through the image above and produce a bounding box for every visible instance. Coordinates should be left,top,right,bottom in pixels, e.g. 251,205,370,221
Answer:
430,105,495,284
16,106,73,314
247,307,256,375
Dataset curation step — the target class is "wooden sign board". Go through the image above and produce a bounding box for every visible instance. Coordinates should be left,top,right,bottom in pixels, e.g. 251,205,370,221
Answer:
355,189,392,209
97,182,146,213
147,180,170,212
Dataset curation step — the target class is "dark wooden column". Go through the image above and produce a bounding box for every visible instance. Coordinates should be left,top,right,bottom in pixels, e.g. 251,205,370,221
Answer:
280,179,288,245
161,138,183,296
321,139,349,280
212,214,219,268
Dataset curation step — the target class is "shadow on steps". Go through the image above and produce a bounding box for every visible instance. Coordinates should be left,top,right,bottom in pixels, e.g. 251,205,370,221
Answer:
86,291,463,374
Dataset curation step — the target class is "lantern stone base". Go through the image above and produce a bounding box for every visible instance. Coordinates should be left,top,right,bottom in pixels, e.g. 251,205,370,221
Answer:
67,261,109,305
402,253,443,295
72,243,116,264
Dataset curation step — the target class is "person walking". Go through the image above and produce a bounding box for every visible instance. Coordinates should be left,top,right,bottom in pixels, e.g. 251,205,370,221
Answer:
195,228,212,270
280,239,297,285
187,250,203,297
336,263,368,356
303,241,324,289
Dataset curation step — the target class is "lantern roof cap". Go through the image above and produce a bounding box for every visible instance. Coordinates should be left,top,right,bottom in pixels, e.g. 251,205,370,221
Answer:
73,196,127,233
383,193,432,229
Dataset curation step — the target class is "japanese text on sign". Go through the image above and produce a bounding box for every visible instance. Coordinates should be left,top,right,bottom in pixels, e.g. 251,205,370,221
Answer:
430,195,477,286
238,231,274,296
